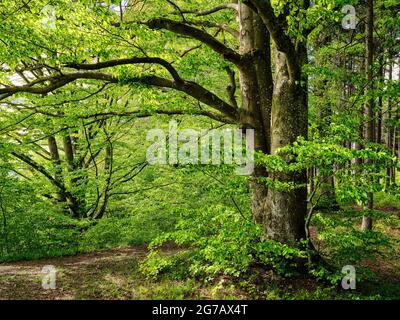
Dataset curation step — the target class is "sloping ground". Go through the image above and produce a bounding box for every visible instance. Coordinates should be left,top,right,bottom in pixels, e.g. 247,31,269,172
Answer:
1,211,399,300
0,246,151,300
0,245,246,300
0,244,245,300
1,242,399,300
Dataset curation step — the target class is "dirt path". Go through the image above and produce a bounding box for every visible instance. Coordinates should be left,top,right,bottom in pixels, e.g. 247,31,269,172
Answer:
0,246,149,300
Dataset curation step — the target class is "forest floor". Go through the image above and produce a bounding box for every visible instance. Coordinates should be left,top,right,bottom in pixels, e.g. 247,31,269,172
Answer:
0,209,399,300
0,244,244,300
0,246,151,299
0,241,399,300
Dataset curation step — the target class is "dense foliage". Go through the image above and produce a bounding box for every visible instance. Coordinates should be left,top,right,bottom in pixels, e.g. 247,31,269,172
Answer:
0,0,399,300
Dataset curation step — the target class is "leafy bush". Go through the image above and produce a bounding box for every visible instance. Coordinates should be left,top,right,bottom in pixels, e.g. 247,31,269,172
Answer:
142,205,260,279
310,211,393,283
142,205,312,280
255,240,307,277
0,175,82,262
0,168,178,261
374,192,400,210
80,210,177,250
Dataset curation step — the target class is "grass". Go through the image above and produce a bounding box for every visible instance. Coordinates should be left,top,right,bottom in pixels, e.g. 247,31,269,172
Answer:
0,192,398,300
374,192,400,211
1,231,398,300
0,248,242,300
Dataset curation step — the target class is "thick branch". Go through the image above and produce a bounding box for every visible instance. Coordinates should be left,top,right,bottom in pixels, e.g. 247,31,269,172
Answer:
245,0,300,79
225,66,238,108
20,105,236,124
65,57,182,82
0,72,117,96
188,20,239,38
11,151,68,194
0,71,239,122
136,75,240,121
143,18,242,65
183,3,239,16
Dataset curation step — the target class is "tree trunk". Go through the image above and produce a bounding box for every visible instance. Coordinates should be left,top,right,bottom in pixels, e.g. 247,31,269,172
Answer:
362,0,374,231
63,135,75,171
316,80,338,210
237,3,309,245
386,62,393,187
376,60,383,145
63,134,85,218
93,142,113,219
264,47,308,244
238,3,270,226
47,136,66,203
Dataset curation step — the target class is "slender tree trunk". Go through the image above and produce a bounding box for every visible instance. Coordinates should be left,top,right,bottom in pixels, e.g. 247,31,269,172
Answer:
48,136,66,203
348,56,363,172
396,59,400,183
63,135,75,171
376,59,383,145
93,142,113,219
362,0,374,231
385,63,393,187
309,167,315,195
316,80,338,210
62,134,85,218
395,106,399,184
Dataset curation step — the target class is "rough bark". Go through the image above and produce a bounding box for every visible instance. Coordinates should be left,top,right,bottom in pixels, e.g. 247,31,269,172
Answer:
237,3,270,226
264,47,308,244
236,1,309,244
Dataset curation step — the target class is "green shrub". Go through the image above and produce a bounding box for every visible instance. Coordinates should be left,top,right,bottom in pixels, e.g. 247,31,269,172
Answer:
142,205,260,279
80,210,178,251
0,178,82,262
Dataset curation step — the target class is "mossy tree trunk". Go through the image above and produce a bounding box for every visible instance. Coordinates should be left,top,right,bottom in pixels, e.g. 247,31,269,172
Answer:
238,2,309,244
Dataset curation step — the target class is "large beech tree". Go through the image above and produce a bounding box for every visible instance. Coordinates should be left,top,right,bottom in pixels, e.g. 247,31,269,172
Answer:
0,0,337,245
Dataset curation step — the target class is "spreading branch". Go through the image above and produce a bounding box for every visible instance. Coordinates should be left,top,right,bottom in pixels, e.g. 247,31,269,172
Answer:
141,18,242,65
15,105,236,124
11,151,70,197
188,20,239,38
245,0,300,79
182,3,239,16
0,72,117,96
65,57,182,83
0,71,240,123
